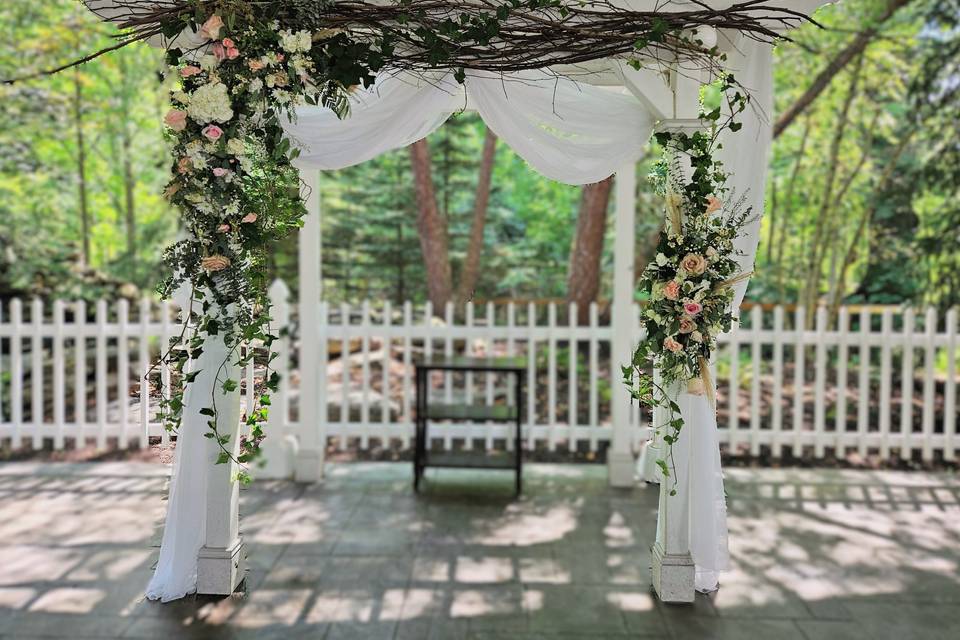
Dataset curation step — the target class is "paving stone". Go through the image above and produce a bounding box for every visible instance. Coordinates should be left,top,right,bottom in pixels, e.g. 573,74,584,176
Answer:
0,462,958,640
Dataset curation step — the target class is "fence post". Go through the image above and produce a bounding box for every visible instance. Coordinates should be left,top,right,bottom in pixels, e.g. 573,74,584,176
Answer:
295,167,325,482
608,162,637,488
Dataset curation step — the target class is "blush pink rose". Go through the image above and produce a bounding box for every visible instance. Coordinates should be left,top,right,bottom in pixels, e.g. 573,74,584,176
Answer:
226,47,240,60
241,212,258,224
164,109,187,132
217,223,231,232
248,59,266,72
176,157,192,174
222,38,236,48
199,15,225,40
681,253,707,276
212,43,227,61
663,280,680,300
202,125,224,141
683,301,703,317
180,65,202,78
212,167,229,177
678,316,697,334
663,337,683,353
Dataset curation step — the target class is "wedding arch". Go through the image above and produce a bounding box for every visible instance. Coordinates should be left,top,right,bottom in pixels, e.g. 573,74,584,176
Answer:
69,0,833,605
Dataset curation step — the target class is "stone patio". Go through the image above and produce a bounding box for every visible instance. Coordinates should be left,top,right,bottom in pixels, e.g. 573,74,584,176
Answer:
0,461,958,639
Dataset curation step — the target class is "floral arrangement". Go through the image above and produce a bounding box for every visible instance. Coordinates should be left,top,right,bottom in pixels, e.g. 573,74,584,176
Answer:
623,93,755,493
156,10,372,477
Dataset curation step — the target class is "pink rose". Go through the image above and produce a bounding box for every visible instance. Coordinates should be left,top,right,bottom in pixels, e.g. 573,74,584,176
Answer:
212,43,227,61
202,125,224,141
199,15,225,40
176,157,192,174
679,316,697,334
226,47,240,60
222,38,236,48
663,337,683,353
681,253,707,276
180,66,202,78
683,300,703,317
217,223,231,233
248,59,266,72
241,212,258,224
164,109,187,132
213,167,229,177
705,195,722,214
663,280,680,301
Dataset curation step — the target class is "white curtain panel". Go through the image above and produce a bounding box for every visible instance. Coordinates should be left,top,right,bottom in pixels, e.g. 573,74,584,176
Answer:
284,69,655,185
687,38,775,593
146,331,239,602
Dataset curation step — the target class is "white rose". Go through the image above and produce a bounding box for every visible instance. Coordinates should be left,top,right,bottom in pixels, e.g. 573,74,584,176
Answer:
187,82,234,124
655,252,669,267
199,54,219,72
248,78,264,94
226,138,246,156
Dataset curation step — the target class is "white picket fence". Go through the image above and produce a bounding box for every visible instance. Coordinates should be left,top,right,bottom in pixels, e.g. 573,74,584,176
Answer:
1,284,958,462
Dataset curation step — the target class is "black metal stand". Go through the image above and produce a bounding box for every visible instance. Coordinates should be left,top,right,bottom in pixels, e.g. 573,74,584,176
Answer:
414,356,525,495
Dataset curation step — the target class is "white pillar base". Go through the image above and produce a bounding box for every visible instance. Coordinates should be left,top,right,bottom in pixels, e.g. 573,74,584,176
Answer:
607,451,636,488
651,541,695,604
294,448,325,483
197,538,246,596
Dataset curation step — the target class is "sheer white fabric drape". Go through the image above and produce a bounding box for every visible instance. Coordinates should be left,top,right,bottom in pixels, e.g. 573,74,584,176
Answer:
146,330,239,602
687,39,775,593
284,70,654,185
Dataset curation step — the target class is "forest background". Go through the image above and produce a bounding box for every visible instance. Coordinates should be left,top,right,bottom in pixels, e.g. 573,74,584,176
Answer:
1,0,959,320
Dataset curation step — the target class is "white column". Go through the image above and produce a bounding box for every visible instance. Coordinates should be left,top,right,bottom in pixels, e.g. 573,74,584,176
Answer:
650,384,696,603
196,331,245,595
295,168,325,482
608,163,637,488
650,122,702,604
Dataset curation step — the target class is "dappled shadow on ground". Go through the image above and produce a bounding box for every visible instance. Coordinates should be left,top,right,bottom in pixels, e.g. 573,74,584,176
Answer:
0,462,958,639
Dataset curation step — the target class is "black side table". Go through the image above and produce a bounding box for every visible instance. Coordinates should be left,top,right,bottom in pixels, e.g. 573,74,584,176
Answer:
414,356,526,494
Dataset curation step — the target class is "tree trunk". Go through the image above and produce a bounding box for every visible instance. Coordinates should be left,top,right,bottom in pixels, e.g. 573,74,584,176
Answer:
567,177,614,325
774,0,913,139
409,138,453,312
122,125,136,260
799,54,863,323
456,128,497,305
775,117,812,302
827,130,914,319
72,68,90,265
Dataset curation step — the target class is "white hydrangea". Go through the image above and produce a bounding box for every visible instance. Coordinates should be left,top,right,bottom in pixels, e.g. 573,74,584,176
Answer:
187,82,234,124
280,30,313,53
291,54,312,74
